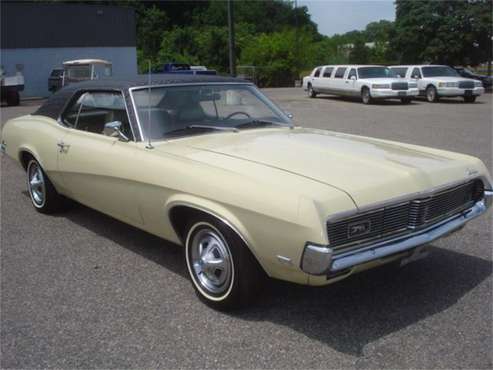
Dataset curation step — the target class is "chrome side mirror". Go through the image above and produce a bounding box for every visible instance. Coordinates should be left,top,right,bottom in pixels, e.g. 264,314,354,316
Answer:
350,75,357,81
104,121,129,142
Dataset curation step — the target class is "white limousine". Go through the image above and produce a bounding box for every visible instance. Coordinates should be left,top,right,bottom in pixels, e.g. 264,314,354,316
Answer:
390,65,484,103
302,65,419,104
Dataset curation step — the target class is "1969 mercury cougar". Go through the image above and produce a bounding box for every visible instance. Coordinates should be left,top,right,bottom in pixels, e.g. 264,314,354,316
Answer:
1,75,491,309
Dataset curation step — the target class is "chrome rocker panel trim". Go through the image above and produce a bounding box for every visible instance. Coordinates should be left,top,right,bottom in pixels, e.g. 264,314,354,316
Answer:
301,191,492,275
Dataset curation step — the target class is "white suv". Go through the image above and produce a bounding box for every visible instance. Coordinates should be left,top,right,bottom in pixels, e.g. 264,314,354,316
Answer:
390,65,484,103
302,65,419,104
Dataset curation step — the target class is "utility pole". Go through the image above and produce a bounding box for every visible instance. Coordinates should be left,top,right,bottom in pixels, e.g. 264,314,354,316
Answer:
227,0,236,77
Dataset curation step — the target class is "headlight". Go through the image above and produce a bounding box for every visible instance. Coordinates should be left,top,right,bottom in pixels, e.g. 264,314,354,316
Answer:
372,84,390,89
438,82,458,87
408,82,417,88
474,81,483,87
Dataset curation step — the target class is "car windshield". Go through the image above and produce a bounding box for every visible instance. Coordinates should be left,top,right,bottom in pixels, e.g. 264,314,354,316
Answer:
358,67,396,79
131,84,291,140
422,66,459,77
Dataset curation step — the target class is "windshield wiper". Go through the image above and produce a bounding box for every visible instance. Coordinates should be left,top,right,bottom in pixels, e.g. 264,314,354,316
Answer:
164,124,238,137
235,119,290,129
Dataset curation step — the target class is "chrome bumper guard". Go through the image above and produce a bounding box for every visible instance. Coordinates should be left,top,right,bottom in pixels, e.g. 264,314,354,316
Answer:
301,191,492,276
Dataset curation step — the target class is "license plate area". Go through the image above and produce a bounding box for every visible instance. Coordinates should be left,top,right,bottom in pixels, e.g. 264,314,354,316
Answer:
465,90,473,96
398,91,407,96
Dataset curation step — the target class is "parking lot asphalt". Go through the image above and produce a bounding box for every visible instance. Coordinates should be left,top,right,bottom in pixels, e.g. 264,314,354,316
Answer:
1,90,492,369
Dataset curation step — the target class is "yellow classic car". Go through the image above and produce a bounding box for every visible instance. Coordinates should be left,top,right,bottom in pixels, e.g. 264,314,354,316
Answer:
1,75,492,309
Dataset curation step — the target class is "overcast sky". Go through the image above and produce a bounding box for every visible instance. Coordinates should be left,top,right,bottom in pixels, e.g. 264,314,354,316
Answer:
299,0,396,36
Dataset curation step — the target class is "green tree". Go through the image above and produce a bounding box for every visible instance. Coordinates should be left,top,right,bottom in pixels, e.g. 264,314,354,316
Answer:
392,0,492,65
137,5,168,60
348,39,370,64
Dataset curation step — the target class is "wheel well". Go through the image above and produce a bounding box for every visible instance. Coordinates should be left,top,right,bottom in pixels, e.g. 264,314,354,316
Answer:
168,205,209,243
426,84,436,90
169,204,268,276
19,151,34,170
307,82,312,87
361,85,369,93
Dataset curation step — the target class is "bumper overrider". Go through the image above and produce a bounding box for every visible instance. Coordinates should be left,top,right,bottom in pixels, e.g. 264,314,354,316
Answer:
301,190,492,276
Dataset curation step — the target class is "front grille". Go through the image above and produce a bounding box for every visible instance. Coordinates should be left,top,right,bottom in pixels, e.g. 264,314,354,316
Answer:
458,81,474,89
327,180,483,253
391,82,408,90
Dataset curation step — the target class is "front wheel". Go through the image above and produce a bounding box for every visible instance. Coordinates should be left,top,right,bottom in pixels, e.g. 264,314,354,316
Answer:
307,84,317,98
464,95,476,103
6,90,20,106
185,217,264,310
361,87,372,104
426,85,439,102
26,159,64,213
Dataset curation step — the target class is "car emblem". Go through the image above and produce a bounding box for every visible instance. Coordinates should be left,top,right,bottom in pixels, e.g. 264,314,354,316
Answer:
348,219,371,238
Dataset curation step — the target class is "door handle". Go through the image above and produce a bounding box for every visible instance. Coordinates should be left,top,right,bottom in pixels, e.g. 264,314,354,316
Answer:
57,141,70,153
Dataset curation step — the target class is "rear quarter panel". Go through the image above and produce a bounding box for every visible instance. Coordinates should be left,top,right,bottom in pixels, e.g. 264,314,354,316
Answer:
2,115,67,189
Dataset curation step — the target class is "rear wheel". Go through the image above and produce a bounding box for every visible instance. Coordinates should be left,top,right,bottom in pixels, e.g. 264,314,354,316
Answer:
400,97,412,104
464,95,476,103
185,216,264,310
307,84,317,98
426,85,439,102
26,158,64,213
6,90,20,106
361,87,372,104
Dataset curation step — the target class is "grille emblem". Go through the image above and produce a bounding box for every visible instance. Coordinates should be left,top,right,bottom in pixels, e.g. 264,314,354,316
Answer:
348,220,371,238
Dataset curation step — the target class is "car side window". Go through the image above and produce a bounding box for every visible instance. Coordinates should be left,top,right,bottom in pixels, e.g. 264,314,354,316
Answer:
347,68,357,80
334,67,347,79
392,67,408,78
61,91,133,140
323,67,333,78
411,67,422,79
313,68,322,78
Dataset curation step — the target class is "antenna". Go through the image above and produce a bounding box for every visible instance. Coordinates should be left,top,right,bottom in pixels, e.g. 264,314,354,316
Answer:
146,60,154,149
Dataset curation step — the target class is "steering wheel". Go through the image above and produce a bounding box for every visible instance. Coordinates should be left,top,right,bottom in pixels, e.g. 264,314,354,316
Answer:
225,111,251,120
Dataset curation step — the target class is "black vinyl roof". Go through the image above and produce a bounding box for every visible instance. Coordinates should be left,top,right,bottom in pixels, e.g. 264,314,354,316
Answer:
34,75,250,120
1,2,135,49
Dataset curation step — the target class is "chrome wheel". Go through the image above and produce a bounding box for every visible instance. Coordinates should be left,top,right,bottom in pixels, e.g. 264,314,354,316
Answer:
426,86,437,102
362,88,371,104
27,161,45,207
188,224,233,297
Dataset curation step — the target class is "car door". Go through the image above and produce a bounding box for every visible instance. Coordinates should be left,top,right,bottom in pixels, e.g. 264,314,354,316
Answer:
57,90,143,224
345,68,358,95
332,66,347,94
410,67,425,94
319,67,334,93
311,67,323,91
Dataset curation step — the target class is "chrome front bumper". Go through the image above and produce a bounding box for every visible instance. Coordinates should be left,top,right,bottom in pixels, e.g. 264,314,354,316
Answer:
301,191,492,276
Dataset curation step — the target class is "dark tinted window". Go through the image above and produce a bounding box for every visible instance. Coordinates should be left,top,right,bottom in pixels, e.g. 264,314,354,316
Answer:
392,67,408,78
334,67,347,78
358,67,395,79
411,67,422,78
50,69,63,77
323,67,333,78
422,66,459,77
347,68,357,79
313,68,322,77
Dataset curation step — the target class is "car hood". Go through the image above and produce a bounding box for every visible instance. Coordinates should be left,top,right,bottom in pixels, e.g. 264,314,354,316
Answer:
359,78,409,84
425,76,474,83
176,127,478,208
